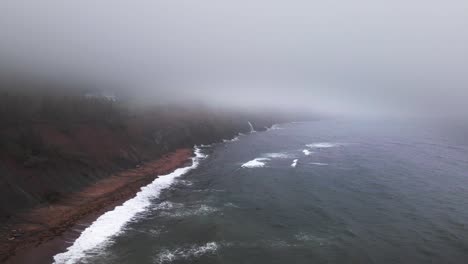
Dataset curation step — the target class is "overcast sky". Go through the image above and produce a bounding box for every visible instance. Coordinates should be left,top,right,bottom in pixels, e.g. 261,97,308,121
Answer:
1,0,467,118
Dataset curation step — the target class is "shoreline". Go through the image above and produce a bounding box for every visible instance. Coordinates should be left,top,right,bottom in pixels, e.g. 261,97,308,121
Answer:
1,148,193,264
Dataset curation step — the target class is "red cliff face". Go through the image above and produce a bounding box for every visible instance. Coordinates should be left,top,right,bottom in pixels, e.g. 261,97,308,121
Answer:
0,108,272,221
0,88,281,229
1,122,143,219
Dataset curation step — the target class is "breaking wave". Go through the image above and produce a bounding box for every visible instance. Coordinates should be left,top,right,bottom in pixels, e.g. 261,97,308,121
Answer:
224,202,240,208
270,124,283,130
291,159,298,167
223,136,240,143
265,124,283,131
242,152,295,168
241,158,270,168
302,149,312,156
263,152,292,159
306,142,341,148
311,162,328,166
248,121,256,133
53,147,207,264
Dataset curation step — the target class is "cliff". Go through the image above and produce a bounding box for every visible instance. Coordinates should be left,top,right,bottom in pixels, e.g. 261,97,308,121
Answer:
0,91,280,222
0,78,313,262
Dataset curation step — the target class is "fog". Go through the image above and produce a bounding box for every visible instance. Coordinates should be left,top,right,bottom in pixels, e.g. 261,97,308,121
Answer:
1,0,467,119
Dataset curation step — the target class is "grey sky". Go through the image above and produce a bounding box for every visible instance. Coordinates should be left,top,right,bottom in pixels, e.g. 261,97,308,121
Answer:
1,0,468,118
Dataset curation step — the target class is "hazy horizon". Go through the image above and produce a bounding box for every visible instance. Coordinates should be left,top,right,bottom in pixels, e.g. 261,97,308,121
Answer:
1,0,467,120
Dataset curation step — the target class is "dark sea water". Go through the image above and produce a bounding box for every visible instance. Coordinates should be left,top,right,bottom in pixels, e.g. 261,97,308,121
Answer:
55,120,468,264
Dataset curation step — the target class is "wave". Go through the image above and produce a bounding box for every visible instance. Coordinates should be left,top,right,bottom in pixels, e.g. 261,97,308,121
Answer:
242,152,295,168
306,142,340,148
265,124,283,131
302,149,312,156
270,124,283,130
241,158,270,168
311,162,328,166
223,136,240,143
247,121,256,133
224,202,240,208
155,242,218,264
53,147,207,264
263,152,292,159
291,159,298,167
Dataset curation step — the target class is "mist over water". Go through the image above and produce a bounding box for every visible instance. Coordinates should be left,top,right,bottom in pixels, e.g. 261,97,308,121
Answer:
1,0,468,119
57,120,468,264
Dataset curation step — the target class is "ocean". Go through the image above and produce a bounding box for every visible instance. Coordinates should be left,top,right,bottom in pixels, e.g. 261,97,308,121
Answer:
54,120,468,264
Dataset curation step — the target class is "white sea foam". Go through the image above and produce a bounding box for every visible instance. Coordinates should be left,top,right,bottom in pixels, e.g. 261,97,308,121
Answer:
155,242,219,264
294,232,328,245
53,147,207,264
159,204,218,218
302,149,312,156
270,124,283,130
247,121,256,133
153,201,184,210
242,152,292,168
148,228,165,237
311,162,328,166
177,179,193,186
224,202,240,208
195,205,218,215
291,159,298,167
263,152,291,159
265,125,279,131
223,136,240,143
241,158,270,168
306,142,340,148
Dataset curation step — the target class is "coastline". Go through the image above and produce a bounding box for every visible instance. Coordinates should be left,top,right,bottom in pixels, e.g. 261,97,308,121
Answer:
1,148,193,264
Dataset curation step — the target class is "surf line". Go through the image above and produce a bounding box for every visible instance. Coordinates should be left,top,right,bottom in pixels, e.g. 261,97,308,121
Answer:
53,147,207,264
